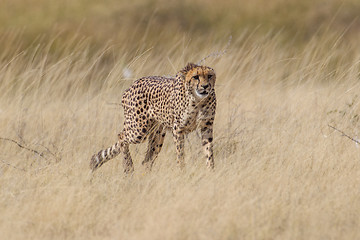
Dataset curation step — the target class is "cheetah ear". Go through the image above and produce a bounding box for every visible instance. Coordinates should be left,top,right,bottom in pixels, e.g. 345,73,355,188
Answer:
178,62,198,77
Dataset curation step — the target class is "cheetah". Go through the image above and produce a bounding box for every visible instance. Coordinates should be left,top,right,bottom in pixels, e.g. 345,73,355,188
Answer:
90,63,216,173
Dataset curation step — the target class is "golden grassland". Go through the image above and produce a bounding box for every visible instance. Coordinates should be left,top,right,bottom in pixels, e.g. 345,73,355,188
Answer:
1,0,360,239
1,31,360,239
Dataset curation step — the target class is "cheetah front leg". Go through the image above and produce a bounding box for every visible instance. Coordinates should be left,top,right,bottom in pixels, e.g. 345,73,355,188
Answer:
200,121,214,169
173,128,185,169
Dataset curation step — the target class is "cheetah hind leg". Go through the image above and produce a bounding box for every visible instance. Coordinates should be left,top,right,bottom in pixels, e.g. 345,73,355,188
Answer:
142,125,166,171
121,142,134,174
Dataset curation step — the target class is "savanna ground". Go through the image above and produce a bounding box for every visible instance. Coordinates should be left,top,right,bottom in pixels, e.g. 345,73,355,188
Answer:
1,0,360,239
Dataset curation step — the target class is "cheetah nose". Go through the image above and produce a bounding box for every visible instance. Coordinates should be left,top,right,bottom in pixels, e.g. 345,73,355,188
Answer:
202,84,210,89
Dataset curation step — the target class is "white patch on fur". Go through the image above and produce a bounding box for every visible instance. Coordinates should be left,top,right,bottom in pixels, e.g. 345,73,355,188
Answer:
195,90,208,98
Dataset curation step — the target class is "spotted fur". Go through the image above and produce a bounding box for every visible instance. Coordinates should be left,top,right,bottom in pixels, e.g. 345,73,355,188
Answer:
90,63,216,173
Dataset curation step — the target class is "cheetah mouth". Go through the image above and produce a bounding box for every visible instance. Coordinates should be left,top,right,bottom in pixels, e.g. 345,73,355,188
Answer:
195,89,209,98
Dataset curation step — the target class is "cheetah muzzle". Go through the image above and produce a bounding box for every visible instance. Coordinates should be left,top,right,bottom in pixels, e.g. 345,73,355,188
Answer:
90,62,217,173
195,84,211,98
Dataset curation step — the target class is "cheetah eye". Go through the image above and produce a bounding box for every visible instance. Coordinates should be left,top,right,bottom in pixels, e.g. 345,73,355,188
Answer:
208,75,213,79
193,75,199,80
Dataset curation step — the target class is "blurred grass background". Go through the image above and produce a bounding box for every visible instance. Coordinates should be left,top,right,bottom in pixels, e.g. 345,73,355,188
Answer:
1,0,360,96
1,0,360,52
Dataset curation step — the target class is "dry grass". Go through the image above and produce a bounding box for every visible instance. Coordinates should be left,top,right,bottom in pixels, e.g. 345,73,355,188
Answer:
1,24,360,240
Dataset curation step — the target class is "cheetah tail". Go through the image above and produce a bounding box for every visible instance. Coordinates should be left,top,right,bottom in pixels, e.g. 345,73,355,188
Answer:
90,141,121,171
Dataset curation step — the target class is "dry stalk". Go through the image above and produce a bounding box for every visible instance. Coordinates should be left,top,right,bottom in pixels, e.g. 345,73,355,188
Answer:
328,124,360,145
197,35,232,65
0,137,45,159
0,137,61,162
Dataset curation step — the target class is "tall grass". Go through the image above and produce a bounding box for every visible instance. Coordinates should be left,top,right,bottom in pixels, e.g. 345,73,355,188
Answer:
0,27,360,239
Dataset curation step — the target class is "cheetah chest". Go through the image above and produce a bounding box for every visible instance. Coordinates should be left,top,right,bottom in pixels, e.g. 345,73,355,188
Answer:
179,106,200,132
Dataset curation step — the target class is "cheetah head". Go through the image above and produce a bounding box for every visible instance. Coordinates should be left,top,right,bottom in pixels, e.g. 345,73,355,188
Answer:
179,63,216,99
